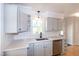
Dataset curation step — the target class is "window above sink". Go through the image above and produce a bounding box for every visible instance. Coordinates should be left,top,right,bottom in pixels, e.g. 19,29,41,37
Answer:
31,16,43,34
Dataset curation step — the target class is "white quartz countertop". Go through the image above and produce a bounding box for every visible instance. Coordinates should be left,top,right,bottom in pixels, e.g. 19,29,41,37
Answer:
4,37,64,52
4,39,36,51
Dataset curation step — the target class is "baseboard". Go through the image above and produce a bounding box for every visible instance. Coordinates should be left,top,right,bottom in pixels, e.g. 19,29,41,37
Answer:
73,44,79,46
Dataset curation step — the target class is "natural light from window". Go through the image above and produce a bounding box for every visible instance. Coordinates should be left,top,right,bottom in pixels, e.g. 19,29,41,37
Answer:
31,16,43,33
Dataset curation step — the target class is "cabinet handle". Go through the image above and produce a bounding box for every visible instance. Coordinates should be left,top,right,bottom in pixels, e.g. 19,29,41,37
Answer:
27,47,29,49
19,28,21,30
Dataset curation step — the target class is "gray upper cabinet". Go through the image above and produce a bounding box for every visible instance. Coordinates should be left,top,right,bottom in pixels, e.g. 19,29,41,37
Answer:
57,19,63,31
5,4,31,33
46,17,63,32
46,17,58,32
18,10,31,32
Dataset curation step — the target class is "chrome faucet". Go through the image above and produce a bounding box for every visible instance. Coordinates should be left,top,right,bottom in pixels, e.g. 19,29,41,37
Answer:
40,32,42,38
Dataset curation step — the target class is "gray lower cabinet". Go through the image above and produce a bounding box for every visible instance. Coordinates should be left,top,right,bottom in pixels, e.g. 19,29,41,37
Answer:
34,40,52,56
33,41,44,56
27,40,52,56
27,43,34,56
44,40,52,56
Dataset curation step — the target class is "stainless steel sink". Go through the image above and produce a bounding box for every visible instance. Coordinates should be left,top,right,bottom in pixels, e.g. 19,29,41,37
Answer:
36,38,48,41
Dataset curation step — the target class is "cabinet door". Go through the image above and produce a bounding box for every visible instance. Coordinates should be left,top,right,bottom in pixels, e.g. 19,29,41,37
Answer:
34,42,44,56
5,4,31,33
5,48,27,56
57,19,64,31
57,19,62,31
47,17,58,32
44,40,52,56
27,43,34,56
18,10,31,32
5,4,18,33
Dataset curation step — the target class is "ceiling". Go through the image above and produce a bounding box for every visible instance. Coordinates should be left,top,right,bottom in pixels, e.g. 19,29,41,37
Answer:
21,3,79,17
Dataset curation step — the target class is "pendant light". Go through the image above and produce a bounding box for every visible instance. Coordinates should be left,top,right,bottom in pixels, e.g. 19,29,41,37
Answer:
37,10,40,19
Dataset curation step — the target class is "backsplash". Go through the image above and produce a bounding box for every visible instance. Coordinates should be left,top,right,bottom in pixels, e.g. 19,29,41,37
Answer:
14,32,60,40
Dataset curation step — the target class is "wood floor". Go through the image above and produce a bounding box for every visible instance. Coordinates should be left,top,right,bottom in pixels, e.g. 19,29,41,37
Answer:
64,45,79,56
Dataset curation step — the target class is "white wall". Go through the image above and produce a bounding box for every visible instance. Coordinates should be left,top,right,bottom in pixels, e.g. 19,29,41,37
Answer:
66,17,74,45
0,3,2,56
65,17,79,45
74,17,79,45
0,3,4,56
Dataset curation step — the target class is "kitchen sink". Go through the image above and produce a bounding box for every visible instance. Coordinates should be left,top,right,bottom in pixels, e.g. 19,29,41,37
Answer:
36,38,48,41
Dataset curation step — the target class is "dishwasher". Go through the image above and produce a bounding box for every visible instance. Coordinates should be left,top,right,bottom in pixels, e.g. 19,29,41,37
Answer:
53,39,62,56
